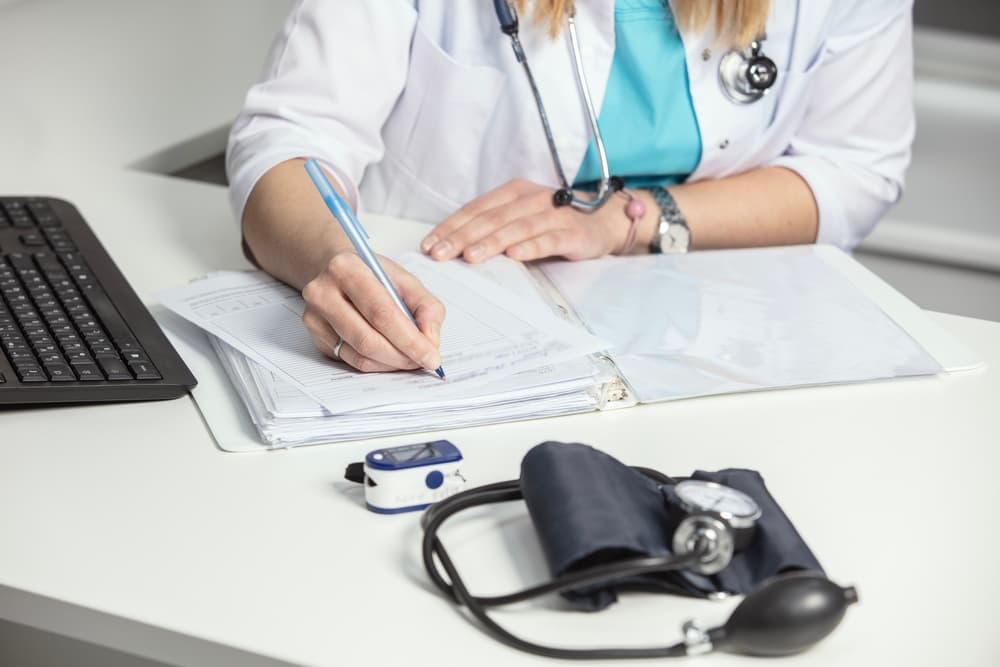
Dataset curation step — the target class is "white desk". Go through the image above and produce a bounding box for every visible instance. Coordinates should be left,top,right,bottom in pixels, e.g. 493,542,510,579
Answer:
2,3,1000,666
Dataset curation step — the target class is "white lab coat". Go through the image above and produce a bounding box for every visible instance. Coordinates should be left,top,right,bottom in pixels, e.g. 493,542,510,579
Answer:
227,0,914,250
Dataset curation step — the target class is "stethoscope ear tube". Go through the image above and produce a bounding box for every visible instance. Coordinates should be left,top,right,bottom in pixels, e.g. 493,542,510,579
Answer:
492,0,518,35
494,8,621,213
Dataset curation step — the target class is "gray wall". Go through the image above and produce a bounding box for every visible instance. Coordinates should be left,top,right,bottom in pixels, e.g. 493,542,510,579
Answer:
915,0,1000,39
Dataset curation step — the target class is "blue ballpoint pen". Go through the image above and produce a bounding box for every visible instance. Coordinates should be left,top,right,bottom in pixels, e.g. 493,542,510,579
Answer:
304,159,446,379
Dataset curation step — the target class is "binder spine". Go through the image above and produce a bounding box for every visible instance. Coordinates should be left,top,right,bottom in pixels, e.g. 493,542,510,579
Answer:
526,264,638,411
588,353,638,410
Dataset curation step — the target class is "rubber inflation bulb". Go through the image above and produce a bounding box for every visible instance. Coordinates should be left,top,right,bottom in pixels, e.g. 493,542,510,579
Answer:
709,571,858,657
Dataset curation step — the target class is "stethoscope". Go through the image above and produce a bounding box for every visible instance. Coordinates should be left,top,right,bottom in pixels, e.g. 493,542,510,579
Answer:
492,0,778,212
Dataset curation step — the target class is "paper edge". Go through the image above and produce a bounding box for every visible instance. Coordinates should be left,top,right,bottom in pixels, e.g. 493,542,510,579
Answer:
816,246,986,372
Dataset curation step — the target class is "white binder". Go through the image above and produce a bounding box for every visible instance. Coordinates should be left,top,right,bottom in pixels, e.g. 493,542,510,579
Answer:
157,244,983,452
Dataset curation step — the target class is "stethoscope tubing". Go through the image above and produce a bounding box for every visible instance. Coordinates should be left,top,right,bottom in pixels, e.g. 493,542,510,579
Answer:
563,13,616,212
420,472,703,659
497,3,618,212
497,2,777,214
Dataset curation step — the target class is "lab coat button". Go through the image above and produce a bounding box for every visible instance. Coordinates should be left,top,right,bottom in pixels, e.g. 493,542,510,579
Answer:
702,48,712,61
719,139,730,149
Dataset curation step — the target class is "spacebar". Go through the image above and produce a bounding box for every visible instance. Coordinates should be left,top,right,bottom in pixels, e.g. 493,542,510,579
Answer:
80,284,135,342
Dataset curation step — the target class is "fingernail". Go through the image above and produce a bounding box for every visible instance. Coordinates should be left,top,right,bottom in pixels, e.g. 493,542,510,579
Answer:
421,235,438,253
507,245,524,259
420,350,441,370
466,244,485,261
431,240,452,259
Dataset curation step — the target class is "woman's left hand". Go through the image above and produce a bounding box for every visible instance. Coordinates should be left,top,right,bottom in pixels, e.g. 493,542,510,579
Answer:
420,179,630,263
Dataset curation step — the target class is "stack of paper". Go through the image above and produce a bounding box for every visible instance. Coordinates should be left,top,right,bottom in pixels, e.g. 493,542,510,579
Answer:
160,244,967,450
159,254,609,447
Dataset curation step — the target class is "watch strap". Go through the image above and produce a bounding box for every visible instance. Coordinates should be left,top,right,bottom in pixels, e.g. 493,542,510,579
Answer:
649,186,690,254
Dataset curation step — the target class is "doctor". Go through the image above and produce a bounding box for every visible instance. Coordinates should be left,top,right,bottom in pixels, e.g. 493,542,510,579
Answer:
228,0,914,374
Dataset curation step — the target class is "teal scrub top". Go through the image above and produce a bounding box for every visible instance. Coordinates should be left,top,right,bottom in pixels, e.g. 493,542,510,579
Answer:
573,0,702,190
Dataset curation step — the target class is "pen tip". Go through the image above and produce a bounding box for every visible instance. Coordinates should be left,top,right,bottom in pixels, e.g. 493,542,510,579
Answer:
435,367,446,380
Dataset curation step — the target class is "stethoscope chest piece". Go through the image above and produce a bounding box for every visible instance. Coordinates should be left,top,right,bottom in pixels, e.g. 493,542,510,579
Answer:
718,40,778,105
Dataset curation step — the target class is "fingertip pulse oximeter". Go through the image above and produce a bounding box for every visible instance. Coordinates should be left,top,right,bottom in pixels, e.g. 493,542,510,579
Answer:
361,440,466,514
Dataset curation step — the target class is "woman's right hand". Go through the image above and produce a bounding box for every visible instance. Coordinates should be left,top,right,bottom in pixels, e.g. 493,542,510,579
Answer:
301,250,445,373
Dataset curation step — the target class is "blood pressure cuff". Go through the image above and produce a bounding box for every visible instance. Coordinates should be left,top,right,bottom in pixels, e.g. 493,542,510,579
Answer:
520,441,823,611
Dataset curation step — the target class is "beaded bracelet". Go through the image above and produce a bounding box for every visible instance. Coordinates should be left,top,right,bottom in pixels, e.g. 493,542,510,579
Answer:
617,188,646,255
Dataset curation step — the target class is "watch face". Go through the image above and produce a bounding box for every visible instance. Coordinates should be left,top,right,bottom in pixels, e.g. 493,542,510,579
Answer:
674,480,761,523
663,222,690,253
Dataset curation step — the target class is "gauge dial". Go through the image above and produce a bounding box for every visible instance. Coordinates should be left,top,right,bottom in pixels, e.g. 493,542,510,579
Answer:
674,480,762,528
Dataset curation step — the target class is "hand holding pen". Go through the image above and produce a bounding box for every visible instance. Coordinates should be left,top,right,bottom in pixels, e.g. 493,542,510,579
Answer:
301,159,446,377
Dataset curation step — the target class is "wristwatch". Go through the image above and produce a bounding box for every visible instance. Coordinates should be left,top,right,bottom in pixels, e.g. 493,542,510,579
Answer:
649,186,691,254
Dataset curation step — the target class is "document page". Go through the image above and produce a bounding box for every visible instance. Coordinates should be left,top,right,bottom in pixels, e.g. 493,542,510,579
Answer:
209,334,601,447
160,254,605,413
541,246,943,402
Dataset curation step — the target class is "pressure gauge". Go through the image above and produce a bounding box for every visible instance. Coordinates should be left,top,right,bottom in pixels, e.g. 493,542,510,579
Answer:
674,480,762,529
670,481,762,573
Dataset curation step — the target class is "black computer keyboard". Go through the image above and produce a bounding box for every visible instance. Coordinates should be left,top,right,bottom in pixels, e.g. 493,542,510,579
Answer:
0,196,196,405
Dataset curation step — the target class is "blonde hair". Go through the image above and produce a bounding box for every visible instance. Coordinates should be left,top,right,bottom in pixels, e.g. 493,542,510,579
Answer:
515,0,771,48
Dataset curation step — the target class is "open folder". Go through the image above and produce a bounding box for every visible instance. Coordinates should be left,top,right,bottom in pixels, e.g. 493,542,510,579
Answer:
158,245,981,451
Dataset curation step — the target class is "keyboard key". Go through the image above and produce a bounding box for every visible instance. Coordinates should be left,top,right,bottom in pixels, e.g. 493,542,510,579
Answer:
128,361,161,380
44,362,75,381
13,356,40,369
6,252,34,271
97,357,131,380
20,233,46,246
74,363,103,381
115,338,141,352
40,306,64,319
7,349,35,362
84,290,135,343
22,325,47,338
34,342,59,355
35,216,61,228
121,349,150,363
2,340,27,353
1,200,26,216
17,366,46,382
90,342,115,356
67,350,94,364
32,252,61,271
27,201,53,216
60,341,85,354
